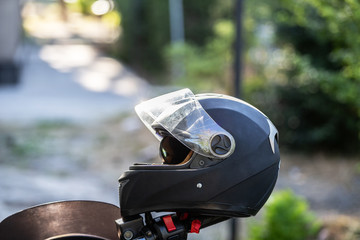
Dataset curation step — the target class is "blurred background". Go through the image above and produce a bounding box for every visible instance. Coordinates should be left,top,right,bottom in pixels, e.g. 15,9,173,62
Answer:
0,0,359,239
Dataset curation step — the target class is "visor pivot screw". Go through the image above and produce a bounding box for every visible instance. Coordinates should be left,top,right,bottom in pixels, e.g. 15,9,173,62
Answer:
197,183,203,189
199,160,205,166
123,230,134,240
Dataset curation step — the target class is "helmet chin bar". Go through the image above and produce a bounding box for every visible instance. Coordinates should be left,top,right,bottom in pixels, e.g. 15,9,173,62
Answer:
116,213,229,240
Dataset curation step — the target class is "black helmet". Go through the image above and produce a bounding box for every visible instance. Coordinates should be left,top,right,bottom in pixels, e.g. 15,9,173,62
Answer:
119,88,280,219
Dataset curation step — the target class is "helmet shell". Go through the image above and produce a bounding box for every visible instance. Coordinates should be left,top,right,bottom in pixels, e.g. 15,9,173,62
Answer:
119,93,280,218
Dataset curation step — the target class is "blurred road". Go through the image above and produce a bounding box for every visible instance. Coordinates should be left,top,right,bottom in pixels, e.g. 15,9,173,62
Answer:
0,43,150,123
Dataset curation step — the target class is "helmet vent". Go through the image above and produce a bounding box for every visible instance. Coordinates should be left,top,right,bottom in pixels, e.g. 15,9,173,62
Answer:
210,134,232,156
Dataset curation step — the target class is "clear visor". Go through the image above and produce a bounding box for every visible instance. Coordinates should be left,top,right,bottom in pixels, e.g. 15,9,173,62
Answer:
135,88,235,158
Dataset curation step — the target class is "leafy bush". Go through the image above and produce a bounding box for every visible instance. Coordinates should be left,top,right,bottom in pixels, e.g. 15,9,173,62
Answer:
114,0,170,74
115,0,219,75
246,49,360,152
243,0,360,153
272,0,360,112
248,190,320,240
66,0,95,15
165,20,234,91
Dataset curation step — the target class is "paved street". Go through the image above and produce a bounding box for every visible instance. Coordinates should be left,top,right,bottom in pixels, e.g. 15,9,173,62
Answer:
0,44,150,123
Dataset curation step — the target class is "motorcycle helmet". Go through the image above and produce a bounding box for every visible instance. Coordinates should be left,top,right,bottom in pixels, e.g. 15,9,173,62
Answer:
119,88,280,219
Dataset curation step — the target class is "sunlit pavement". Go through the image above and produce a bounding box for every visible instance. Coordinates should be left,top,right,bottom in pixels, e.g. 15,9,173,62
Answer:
0,43,150,123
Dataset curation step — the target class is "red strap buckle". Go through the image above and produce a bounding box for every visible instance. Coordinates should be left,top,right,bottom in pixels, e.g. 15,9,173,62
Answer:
163,215,176,232
190,219,201,234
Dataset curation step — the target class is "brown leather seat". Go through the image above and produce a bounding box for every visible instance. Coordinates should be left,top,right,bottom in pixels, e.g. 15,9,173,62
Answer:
0,201,120,240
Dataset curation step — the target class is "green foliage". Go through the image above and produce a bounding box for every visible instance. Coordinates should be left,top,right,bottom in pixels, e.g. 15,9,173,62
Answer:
66,0,95,15
272,0,360,108
114,0,170,74
165,20,234,91
0,121,81,168
246,48,360,152
248,190,321,240
244,0,360,153
356,162,360,175
65,0,121,29
182,0,218,46
101,10,121,29
114,0,225,75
